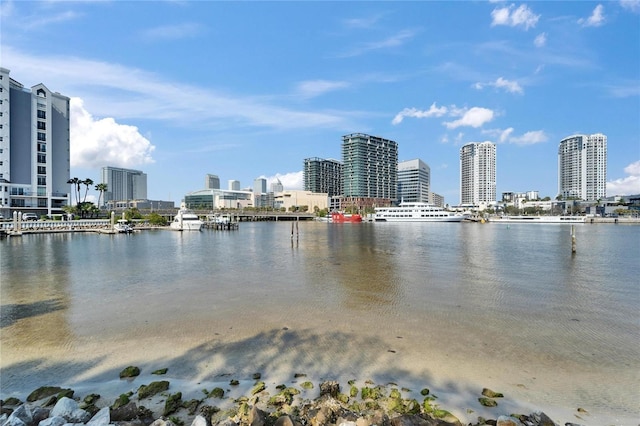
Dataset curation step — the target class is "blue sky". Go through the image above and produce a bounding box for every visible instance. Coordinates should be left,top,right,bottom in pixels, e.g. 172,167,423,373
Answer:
2,0,639,205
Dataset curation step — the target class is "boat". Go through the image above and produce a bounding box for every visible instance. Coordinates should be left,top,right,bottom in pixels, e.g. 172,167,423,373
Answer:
170,203,204,231
330,212,363,223
373,202,466,222
489,215,587,224
114,219,133,233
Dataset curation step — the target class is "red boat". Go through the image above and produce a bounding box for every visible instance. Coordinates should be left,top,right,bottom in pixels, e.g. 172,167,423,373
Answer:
330,212,363,223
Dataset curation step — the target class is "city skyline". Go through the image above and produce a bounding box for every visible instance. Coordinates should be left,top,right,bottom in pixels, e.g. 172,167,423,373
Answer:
1,1,638,204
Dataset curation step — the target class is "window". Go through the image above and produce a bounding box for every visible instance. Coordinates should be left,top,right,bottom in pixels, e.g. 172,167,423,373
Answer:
38,133,46,141
37,121,46,130
38,176,46,185
37,154,46,163
38,166,46,174
37,110,46,119
38,143,46,152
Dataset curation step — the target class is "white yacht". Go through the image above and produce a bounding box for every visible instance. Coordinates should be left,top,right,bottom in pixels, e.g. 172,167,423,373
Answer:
170,203,204,231
374,202,466,222
489,215,586,224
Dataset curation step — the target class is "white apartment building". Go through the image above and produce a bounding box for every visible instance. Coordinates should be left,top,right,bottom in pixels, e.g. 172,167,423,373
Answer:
558,133,607,201
459,141,496,207
0,68,71,218
397,159,430,204
101,166,147,206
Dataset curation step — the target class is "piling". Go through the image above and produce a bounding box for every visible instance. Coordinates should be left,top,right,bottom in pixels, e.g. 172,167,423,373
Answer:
571,225,576,253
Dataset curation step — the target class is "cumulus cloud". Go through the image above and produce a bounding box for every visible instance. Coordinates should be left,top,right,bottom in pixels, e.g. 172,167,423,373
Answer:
391,103,448,125
484,127,548,145
491,4,540,30
534,32,547,47
296,80,350,99
607,160,640,195
579,4,605,27
70,97,155,168
620,0,640,13
444,107,495,129
266,171,303,191
474,77,523,94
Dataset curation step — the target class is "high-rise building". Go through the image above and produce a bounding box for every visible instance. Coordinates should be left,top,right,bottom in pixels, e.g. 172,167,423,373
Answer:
341,133,397,205
271,178,283,193
459,141,496,206
0,68,71,217
205,174,220,190
253,177,267,208
101,166,147,205
398,159,430,204
558,133,607,200
303,157,342,197
228,180,240,191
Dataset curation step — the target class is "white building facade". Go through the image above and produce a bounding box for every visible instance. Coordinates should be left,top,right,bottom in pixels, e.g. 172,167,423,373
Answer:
101,166,147,206
459,141,496,208
0,68,71,217
558,133,607,201
397,159,430,204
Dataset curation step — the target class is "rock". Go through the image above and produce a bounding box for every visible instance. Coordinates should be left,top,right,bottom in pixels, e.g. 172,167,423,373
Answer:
301,382,314,390
112,394,131,410
478,397,498,407
252,373,262,380
86,407,110,426
481,389,504,398
150,419,178,426
217,419,238,426
191,415,208,426
138,381,170,399
337,421,356,426
389,414,438,426
249,406,266,426
274,415,294,426
111,402,139,421
163,392,182,417
38,416,66,426
82,394,101,406
319,382,340,398
152,369,168,375
120,366,141,379
3,399,21,407
209,388,225,399
27,388,68,403
32,407,50,425
496,416,523,426
527,412,557,426
4,405,32,426
251,382,266,395
50,397,82,421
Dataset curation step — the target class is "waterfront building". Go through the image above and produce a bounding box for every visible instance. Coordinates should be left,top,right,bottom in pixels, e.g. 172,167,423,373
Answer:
397,159,430,204
0,67,70,217
459,141,496,208
228,180,241,191
303,157,343,198
184,188,253,210
273,190,329,212
341,133,398,208
430,192,444,208
105,199,175,211
101,166,147,206
205,174,220,190
253,177,267,208
558,133,607,201
271,178,284,193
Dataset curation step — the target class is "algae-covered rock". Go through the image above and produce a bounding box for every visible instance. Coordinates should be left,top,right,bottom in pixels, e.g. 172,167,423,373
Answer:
112,393,131,409
251,382,266,395
300,381,313,390
252,373,262,380
138,381,170,399
119,366,141,378
229,380,239,386
481,388,504,398
478,397,498,407
183,399,201,415
209,388,225,399
163,392,182,416
27,387,67,402
361,386,384,400
83,394,100,405
152,368,168,375
389,389,401,399
349,386,358,398
420,388,430,396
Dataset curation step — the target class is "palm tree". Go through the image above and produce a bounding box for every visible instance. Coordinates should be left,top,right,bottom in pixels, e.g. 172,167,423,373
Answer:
95,183,108,207
82,178,94,203
67,177,81,207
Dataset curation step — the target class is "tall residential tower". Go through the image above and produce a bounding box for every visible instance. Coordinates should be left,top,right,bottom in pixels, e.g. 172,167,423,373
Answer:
558,134,607,200
101,166,147,205
459,141,496,206
341,133,397,207
303,157,342,197
397,159,430,204
0,68,70,217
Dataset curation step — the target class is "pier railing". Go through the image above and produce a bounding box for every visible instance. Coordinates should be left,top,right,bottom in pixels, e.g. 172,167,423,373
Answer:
0,219,111,231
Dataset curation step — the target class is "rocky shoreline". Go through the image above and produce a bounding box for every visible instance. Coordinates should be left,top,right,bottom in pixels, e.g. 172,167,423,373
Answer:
1,367,587,426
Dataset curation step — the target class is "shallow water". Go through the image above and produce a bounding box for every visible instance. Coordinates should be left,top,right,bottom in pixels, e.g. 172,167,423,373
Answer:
1,222,639,424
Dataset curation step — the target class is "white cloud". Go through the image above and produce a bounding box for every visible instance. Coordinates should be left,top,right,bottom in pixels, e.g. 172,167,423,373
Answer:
444,107,495,129
620,0,640,13
296,80,350,99
339,29,417,57
266,172,303,191
474,77,523,94
140,22,204,41
607,160,640,195
391,103,448,125
579,4,605,27
70,97,156,168
491,4,540,30
484,127,548,145
534,32,547,47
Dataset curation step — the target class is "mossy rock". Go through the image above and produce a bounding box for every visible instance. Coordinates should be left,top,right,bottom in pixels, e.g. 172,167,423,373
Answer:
3,398,21,406
478,397,498,407
347,380,356,386
349,386,358,397
387,398,403,414
337,393,349,404
27,386,67,402
294,373,306,378
57,389,74,400
138,381,170,399
230,379,239,386
481,388,504,398
152,368,168,375
275,384,286,391
389,389,401,399
184,399,201,415
252,373,262,380
168,416,184,426
251,381,266,395
300,381,313,390
83,394,101,405
209,387,225,399
163,392,183,416
361,386,384,400
119,366,141,378
422,398,434,413
420,388,430,396
112,393,130,409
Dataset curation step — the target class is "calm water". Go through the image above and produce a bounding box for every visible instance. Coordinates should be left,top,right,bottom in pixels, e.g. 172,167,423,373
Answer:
1,222,639,424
